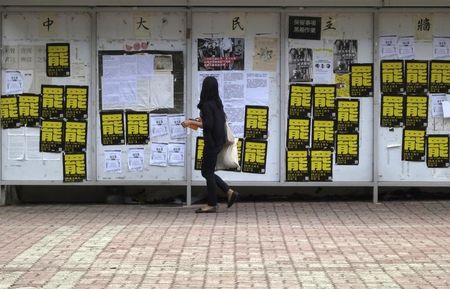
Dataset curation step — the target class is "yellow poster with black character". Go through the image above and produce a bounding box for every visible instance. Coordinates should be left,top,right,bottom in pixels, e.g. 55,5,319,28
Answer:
126,111,149,145
381,95,404,127
40,119,64,152
242,140,267,174
1,95,20,129
426,135,449,168
335,73,350,97
65,86,88,120
100,111,125,145
18,94,40,127
406,60,429,94
312,119,335,150
287,118,310,150
244,106,268,139
429,60,450,93
350,63,373,97
336,99,359,133
64,120,87,153
381,60,405,94
313,85,336,119
336,133,359,165
288,84,312,118
194,137,205,170
46,43,70,77
41,85,64,119
63,152,86,182
286,150,309,182
405,95,428,129
402,129,426,161
310,150,333,181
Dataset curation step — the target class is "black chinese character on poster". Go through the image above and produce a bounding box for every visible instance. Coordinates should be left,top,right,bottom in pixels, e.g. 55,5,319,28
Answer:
288,48,313,83
289,16,321,40
137,17,149,30
46,43,70,77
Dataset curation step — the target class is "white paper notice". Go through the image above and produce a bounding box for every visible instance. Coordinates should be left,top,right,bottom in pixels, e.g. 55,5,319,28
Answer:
245,72,269,106
149,73,174,110
43,152,61,161
25,135,42,160
128,148,144,172
433,37,450,59
6,71,23,94
104,150,122,173
168,115,186,139
137,54,155,76
431,94,446,117
379,36,398,59
150,114,169,138
397,36,415,60
150,142,168,167
313,49,334,84
442,101,450,118
168,143,185,166
8,135,25,160
18,45,35,70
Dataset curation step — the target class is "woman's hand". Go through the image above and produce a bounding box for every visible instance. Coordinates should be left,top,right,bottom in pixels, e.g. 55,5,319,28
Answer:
181,119,191,128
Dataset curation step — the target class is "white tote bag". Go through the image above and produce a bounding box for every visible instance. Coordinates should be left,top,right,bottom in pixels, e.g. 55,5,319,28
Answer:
225,121,234,145
216,138,240,170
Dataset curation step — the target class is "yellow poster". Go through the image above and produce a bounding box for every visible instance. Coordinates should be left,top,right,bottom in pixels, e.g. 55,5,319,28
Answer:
381,60,405,94
335,73,350,98
126,111,149,145
405,60,429,94
40,119,64,152
381,95,404,128
288,84,312,118
41,85,64,118
100,111,125,145
426,135,449,168
336,133,359,165
1,95,20,129
429,60,450,93
65,86,88,119
286,150,309,182
350,64,373,97
313,85,336,119
63,152,86,182
336,99,359,133
312,120,335,150
242,140,267,174
402,129,426,161
195,137,205,171
310,150,333,181
64,120,87,153
46,43,70,77
244,106,269,139
18,94,40,127
404,95,428,129
287,118,310,150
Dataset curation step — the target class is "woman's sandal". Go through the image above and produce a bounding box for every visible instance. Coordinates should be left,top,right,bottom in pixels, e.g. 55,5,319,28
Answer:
195,206,218,213
227,190,239,208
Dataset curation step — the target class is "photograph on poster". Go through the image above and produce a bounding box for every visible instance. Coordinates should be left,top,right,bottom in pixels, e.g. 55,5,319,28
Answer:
197,38,245,71
288,48,313,82
333,40,358,73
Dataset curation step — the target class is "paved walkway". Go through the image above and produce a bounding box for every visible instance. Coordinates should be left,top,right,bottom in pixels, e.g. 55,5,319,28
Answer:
0,201,449,289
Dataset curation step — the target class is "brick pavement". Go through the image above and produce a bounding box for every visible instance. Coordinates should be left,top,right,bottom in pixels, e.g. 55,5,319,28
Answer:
0,201,449,289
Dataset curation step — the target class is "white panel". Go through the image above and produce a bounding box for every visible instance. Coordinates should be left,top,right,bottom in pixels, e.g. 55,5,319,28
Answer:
385,0,450,7
2,12,92,181
377,12,450,182
96,11,187,181
191,12,280,182
287,13,374,182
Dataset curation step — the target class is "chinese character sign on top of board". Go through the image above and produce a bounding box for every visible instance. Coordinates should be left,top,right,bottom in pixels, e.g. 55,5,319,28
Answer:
288,16,321,40
46,43,70,77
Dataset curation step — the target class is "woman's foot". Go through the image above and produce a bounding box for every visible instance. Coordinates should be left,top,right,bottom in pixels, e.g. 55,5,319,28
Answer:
195,205,217,213
227,189,239,208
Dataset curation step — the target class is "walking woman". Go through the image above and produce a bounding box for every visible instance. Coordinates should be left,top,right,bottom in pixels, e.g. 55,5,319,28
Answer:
182,76,239,213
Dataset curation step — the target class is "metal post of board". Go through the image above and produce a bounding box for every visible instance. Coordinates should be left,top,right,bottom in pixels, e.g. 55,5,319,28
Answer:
185,9,193,207
279,10,287,185
0,10,3,188
0,186,6,205
372,9,380,204
90,9,98,183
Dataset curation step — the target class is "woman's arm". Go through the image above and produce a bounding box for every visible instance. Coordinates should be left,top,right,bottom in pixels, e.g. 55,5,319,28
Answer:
181,118,203,129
